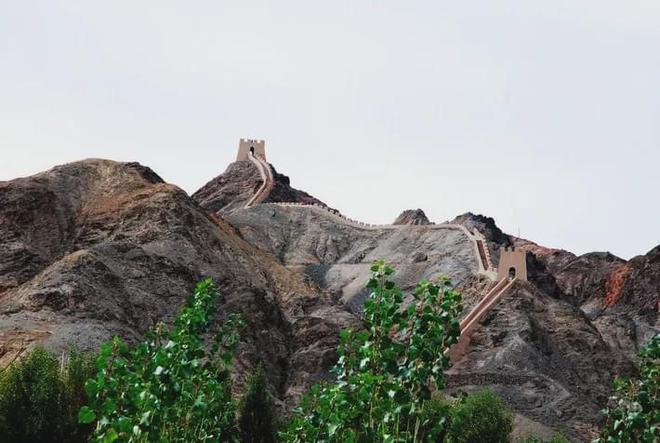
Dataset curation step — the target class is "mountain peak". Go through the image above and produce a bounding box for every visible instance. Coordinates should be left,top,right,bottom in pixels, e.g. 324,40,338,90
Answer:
192,160,328,214
392,209,431,225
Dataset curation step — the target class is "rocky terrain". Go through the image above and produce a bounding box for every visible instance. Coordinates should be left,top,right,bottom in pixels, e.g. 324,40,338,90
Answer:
0,156,657,441
393,208,432,225
511,237,659,361
192,157,658,441
0,159,358,404
222,204,477,313
192,160,329,213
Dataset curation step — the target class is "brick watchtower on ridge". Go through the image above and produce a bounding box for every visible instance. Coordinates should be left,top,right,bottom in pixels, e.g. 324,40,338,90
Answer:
497,246,527,281
236,138,266,162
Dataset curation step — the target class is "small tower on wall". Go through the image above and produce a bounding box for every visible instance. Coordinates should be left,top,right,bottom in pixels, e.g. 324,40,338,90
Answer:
236,138,266,161
497,246,528,281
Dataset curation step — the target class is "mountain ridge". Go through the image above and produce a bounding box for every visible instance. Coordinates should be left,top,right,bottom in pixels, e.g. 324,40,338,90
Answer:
0,156,657,441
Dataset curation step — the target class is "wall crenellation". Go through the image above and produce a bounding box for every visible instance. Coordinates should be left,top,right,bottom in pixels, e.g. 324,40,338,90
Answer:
236,138,266,161
497,246,527,281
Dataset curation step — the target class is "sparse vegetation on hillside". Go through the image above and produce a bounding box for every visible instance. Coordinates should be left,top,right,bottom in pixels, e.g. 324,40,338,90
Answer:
595,334,659,443
447,389,512,443
0,348,94,442
238,364,277,443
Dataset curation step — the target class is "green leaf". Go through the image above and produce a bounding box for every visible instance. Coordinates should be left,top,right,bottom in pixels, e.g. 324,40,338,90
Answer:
328,422,340,436
99,342,113,358
103,428,119,443
84,379,99,397
359,358,370,369
102,398,117,415
78,406,96,424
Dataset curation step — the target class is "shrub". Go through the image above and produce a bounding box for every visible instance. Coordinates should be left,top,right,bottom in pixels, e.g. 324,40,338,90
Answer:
418,397,453,441
238,364,277,443
282,260,463,442
0,347,93,442
447,389,513,443
524,434,569,443
595,334,659,443
79,278,244,442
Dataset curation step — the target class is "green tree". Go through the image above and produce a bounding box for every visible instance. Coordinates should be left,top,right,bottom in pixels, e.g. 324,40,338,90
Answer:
62,350,96,441
447,389,513,443
79,278,244,442
595,334,659,443
0,347,93,442
282,260,463,442
238,364,277,443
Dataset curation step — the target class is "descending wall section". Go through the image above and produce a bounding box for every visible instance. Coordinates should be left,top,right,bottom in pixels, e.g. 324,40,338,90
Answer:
244,151,274,207
193,158,327,213
449,277,517,361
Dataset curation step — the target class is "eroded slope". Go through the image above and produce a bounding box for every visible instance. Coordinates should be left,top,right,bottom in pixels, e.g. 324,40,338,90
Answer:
0,159,358,403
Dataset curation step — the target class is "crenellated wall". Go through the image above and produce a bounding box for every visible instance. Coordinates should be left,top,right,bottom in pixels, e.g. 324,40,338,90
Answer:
236,138,266,162
235,139,500,281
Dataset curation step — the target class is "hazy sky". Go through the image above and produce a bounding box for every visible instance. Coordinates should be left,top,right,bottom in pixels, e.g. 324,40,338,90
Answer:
1,1,659,259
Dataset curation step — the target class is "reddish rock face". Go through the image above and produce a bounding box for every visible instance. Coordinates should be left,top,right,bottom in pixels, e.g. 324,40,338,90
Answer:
511,236,659,365
604,263,633,307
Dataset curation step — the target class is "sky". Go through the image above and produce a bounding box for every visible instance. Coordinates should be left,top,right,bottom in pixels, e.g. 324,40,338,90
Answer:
1,1,659,259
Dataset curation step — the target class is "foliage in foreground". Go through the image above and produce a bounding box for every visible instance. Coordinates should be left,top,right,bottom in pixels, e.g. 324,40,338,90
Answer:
0,347,93,443
0,266,539,442
79,278,244,442
282,260,464,442
594,334,659,443
238,364,277,443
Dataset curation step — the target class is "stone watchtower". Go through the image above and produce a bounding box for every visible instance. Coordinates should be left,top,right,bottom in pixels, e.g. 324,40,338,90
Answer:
236,138,266,162
497,246,527,281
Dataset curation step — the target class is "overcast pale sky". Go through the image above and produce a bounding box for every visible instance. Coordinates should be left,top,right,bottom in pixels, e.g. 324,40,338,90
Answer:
1,1,659,259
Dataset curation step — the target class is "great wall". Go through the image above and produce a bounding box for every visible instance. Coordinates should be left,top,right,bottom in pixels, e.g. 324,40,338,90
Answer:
239,139,527,360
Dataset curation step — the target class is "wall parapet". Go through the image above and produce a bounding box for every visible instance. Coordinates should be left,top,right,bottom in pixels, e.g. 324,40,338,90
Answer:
237,138,266,162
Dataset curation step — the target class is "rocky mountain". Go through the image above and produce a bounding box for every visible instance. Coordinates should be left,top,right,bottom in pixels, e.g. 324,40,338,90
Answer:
393,209,432,225
192,160,329,214
221,203,478,313
0,159,357,405
0,156,657,441
191,157,658,441
511,237,659,361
